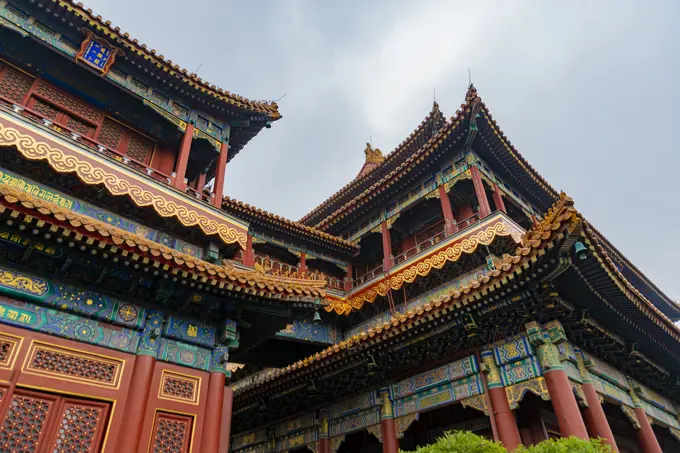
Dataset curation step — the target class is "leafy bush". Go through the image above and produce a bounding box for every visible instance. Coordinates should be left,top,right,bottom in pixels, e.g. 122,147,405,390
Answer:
517,437,612,453
402,430,507,453
401,432,612,453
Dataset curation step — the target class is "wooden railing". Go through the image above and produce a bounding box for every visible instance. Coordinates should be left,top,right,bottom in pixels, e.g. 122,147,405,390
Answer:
1,98,175,187
354,263,383,286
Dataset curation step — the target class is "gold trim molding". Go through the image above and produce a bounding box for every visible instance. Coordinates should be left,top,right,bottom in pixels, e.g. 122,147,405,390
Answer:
325,216,523,315
0,115,247,249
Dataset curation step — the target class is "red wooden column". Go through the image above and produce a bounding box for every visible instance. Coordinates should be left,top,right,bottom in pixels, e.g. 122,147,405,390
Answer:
492,183,507,214
379,389,399,453
115,354,156,452
527,321,588,440
115,311,164,452
319,409,330,453
628,385,663,453
381,221,394,271
203,345,230,453
212,141,229,208
174,123,194,191
480,350,522,450
470,165,491,218
438,184,458,236
344,263,353,291
577,353,619,451
243,234,255,267
219,387,234,453
298,252,308,276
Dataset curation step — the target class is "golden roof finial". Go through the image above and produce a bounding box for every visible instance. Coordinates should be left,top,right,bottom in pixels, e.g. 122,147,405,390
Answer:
364,142,385,164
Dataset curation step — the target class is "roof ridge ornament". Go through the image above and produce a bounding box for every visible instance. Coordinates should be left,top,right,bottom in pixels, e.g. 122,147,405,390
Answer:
364,142,385,164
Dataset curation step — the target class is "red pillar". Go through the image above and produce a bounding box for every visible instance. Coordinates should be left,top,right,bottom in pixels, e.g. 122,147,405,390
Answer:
382,418,399,453
202,371,226,453
470,165,491,218
480,351,522,451
492,183,506,214
581,382,619,452
489,387,522,450
212,141,229,208
319,438,330,453
243,234,255,267
344,263,353,291
543,369,588,439
174,123,194,191
299,252,308,276
634,407,662,453
438,185,458,236
219,387,234,453
115,355,156,452
381,221,393,271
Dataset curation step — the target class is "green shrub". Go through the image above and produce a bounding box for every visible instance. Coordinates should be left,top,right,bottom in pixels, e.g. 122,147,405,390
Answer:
402,430,507,453
517,437,612,453
401,432,612,453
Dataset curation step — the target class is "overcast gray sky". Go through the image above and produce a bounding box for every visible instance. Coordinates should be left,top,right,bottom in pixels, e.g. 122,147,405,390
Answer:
85,0,680,301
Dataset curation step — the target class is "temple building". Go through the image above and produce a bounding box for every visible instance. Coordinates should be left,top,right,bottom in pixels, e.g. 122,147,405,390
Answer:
0,1,677,453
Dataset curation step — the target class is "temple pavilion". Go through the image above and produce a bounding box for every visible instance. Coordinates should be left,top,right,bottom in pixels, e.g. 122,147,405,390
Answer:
0,2,677,453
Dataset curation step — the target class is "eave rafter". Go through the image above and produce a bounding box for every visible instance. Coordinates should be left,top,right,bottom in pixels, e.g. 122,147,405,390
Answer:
232,194,680,423
0,183,327,302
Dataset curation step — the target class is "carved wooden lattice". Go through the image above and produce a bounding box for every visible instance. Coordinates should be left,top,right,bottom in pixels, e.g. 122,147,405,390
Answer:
0,393,56,452
126,132,154,164
51,401,109,453
30,348,118,384
0,66,33,103
151,412,193,453
34,82,101,123
163,376,196,400
0,340,13,365
65,115,92,136
32,99,61,121
97,117,125,150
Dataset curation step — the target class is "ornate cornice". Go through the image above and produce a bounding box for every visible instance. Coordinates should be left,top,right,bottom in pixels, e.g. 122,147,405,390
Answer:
325,213,524,315
0,111,248,249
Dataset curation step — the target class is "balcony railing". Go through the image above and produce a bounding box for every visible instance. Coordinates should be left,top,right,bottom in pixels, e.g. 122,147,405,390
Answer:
354,263,383,286
393,221,445,266
0,95,223,208
252,254,344,289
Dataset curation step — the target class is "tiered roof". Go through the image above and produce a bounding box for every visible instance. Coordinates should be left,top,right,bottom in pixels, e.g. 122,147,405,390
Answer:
233,194,680,400
221,197,358,255
299,101,447,226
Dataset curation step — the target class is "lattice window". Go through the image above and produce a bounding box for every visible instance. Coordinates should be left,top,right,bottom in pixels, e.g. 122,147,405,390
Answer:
126,132,154,164
162,377,196,400
51,401,109,453
30,348,118,384
0,393,56,452
97,117,125,150
0,67,34,103
0,341,13,365
32,99,61,121
34,82,101,123
151,412,193,453
65,115,92,136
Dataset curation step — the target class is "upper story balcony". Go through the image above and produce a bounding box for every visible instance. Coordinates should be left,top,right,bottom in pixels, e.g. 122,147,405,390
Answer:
0,86,250,252
349,210,524,294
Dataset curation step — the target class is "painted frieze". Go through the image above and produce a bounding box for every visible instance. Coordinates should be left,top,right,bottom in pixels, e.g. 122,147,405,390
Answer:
328,408,380,437
277,428,318,452
0,296,138,353
276,412,317,437
164,315,216,348
277,320,342,345
393,375,483,417
158,337,211,372
0,167,204,258
499,356,542,387
328,391,376,419
492,335,533,366
233,428,268,451
391,354,478,399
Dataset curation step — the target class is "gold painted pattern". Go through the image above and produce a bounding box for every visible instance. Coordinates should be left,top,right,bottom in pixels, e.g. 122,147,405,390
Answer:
0,116,247,249
22,341,124,389
0,268,48,296
326,218,520,315
158,370,201,406
460,394,489,416
506,377,550,410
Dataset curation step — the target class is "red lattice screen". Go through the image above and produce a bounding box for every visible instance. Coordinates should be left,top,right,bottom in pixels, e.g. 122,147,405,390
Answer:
150,412,193,453
0,389,111,453
0,65,34,104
